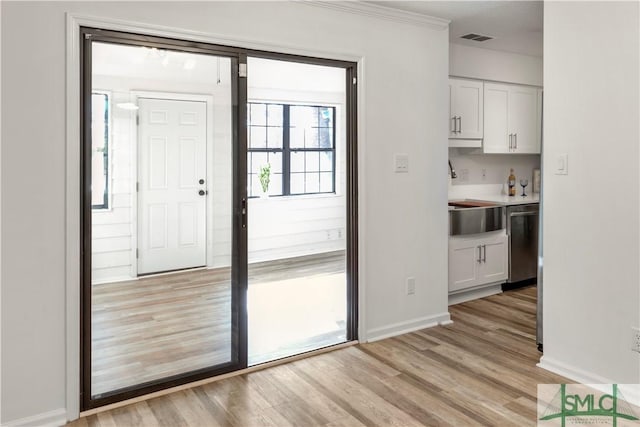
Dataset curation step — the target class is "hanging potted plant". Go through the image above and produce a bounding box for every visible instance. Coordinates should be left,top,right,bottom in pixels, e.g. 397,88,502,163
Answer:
259,163,271,198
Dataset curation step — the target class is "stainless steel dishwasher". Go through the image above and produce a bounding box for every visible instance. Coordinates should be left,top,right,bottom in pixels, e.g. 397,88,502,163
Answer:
507,204,539,283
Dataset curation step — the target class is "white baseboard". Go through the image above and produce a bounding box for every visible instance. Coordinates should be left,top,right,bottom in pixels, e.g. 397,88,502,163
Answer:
2,408,67,427
537,356,640,407
364,312,451,342
448,283,502,306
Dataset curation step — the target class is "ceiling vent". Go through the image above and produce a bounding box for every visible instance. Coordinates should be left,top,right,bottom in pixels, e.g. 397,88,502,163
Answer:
460,33,494,42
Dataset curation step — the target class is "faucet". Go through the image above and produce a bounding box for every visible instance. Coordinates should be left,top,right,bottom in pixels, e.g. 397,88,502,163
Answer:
449,160,457,179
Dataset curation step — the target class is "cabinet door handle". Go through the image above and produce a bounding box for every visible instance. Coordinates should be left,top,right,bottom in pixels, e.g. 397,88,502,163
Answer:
452,116,457,133
514,133,518,149
509,134,513,150
482,245,487,263
477,246,482,263
457,116,462,133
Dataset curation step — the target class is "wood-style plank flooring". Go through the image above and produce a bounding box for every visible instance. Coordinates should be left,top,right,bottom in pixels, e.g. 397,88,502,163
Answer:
75,285,570,426
92,252,346,396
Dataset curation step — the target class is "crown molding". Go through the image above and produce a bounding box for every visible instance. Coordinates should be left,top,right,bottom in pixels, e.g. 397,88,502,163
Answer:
301,1,450,30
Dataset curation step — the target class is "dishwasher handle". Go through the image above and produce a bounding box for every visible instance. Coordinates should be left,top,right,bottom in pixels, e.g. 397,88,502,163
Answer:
509,211,538,217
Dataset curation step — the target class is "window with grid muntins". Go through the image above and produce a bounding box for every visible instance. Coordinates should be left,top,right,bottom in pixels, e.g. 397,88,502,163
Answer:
92,92,109,209
247,102,336,198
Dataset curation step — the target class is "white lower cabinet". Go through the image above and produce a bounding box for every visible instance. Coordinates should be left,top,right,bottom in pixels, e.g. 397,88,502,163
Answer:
449,231,508,293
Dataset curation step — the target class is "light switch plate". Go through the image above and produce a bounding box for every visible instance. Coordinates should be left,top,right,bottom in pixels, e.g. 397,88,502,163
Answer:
555,154,568,175
394,153,409,173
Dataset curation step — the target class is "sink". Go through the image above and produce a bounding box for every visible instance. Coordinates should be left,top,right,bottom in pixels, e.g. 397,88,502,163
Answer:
449,202,505,235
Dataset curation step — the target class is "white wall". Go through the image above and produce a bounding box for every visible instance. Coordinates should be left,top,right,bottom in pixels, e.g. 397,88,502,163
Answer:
450,42,542,86
0,1,449,423
448,42,542,195
541,1,640,385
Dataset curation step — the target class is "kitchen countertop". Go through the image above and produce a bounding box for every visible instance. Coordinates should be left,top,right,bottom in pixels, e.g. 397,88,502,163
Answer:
449,193,539,206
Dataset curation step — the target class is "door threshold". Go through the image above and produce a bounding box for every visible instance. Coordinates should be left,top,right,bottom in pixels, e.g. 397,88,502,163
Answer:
136,266,210,280
79,340,358,418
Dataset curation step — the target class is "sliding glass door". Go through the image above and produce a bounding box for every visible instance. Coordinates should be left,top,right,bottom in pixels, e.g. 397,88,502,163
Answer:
82,29,246,409
81,27,357,410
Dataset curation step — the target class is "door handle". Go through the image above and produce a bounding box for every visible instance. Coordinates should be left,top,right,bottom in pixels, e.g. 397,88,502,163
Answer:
198,190,206,196
477,246,482,263
241,198,247,229
482,245,487,263
199,178,205,185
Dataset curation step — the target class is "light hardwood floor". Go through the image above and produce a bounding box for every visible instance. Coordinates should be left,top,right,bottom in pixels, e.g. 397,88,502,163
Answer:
92,252,346,395
76,285,569,426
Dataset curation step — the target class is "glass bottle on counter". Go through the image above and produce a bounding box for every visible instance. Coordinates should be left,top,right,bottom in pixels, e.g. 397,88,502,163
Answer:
508,168,516,197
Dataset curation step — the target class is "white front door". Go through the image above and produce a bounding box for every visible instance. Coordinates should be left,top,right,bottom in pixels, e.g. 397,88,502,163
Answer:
137,98,207,275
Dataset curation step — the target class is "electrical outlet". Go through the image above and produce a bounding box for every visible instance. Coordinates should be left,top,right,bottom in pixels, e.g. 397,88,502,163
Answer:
406,277,416,295
632,327,640,353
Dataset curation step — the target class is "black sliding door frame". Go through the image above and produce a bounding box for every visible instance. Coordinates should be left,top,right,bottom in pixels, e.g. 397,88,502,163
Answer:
80,27,358,411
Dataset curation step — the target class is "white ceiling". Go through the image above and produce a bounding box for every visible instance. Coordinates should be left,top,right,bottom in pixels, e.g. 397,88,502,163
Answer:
370,1,543,57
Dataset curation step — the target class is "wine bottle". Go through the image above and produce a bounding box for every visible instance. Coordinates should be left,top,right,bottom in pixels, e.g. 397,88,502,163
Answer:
508,168,516,197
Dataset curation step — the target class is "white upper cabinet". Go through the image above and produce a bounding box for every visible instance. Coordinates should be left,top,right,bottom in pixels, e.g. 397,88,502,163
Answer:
509,86,538,153
449,78,484,143
483,82,541,154
483,84,510,153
